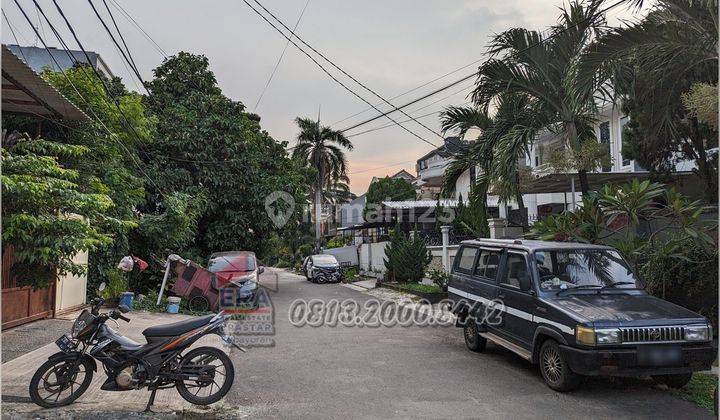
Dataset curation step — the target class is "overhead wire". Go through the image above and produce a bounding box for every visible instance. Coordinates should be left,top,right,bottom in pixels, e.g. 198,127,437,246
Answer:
239,0,440,149
249,0,445,141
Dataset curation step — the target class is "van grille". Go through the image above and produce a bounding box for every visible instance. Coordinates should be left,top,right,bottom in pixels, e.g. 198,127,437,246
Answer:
619,326,684,343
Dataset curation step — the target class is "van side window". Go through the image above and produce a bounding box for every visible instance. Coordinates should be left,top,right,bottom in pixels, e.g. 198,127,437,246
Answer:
475,250,501,279
501,253,529,289
455,246,478,273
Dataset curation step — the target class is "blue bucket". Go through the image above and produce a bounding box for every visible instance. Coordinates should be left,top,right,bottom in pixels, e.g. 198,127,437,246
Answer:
119,292,134,309
167,297,181,314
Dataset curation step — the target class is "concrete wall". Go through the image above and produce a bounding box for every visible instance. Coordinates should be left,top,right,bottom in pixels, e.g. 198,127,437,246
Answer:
323,245,358,267
427,245,459,272
55,250,88,313
359,241,390,274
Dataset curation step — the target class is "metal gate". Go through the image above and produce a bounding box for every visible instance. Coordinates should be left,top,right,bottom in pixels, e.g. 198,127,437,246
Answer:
2,246,55,329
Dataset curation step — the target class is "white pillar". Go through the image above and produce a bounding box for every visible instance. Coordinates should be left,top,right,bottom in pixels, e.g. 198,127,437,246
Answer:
570,176,577,211
441,225,450,272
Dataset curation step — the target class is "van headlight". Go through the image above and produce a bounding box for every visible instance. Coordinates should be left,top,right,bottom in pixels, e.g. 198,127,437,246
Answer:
575,326,620,345
684,325,711,342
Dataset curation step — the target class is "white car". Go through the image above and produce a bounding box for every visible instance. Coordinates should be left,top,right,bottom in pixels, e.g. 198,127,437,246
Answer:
302,254,341,283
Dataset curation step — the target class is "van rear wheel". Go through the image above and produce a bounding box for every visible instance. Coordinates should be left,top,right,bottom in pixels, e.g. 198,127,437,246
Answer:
539,340,580,392
463,321,486,352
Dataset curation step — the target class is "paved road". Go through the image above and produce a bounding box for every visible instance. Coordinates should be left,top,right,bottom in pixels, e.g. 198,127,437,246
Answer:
1,268,712,419
227,269,713,419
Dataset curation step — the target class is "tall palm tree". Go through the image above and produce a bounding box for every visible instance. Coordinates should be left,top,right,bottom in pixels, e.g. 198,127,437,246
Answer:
441,94,539,230
472,0,609,194
292,117,353,247
440,106,492,233
580,0,718,201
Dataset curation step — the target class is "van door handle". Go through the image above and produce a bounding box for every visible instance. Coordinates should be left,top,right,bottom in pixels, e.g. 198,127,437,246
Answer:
497,293,506,299
535,306,547,313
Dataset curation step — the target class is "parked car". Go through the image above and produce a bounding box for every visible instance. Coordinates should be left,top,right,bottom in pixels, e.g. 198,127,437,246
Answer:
208,251,264,304
448,239,715,392
302,254,342,283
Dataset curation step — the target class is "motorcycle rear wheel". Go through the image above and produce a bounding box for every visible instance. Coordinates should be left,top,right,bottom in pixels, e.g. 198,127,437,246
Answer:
29,353,94,408
176,346,234,405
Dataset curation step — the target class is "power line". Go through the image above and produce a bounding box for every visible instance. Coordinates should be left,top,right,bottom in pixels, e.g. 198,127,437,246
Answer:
107,0,167,56
339,0,628,134
240,0,439,149
87,0,148,92
253,0,311,112
100,0,140,79
340,73,475,132
349,159,417,175
20,0,162,194
249,0,445,140
329,58,485,127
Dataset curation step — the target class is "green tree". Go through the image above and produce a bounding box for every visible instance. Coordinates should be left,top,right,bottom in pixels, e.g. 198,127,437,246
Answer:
364,177,416,219
144,52,307,261
17,64,154,292
473,0,609,194
292,117,353,247
1,135,115,288
580,0,718,202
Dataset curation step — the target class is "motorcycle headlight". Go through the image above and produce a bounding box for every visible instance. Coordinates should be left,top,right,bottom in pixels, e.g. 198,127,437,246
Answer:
684,325,711,342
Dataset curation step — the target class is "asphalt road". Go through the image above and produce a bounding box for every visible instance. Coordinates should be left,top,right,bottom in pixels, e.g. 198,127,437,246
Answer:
226,268,713,419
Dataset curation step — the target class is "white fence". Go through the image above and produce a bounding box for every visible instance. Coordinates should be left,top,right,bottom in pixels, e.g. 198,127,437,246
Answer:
322,245,358,267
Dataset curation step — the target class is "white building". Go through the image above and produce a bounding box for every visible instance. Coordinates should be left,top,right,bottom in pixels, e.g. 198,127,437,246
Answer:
452,102,698,224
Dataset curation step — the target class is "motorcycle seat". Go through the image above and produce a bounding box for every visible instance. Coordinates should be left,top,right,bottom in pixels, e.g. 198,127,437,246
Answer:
142,314,216,337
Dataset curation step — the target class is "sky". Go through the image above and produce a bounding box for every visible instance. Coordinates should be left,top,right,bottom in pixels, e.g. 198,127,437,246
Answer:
1,0,647,194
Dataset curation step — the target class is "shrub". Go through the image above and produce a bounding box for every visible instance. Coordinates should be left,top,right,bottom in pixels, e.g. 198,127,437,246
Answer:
326,236,351,249
426,267,449,289
99,269,128,300
384,229,432,282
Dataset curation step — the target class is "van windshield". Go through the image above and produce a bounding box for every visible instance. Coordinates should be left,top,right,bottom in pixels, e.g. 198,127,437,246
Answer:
534,249,641,292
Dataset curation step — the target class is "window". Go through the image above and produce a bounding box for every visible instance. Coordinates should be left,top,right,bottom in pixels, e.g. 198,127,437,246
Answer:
455,246,478,273
534,249,641,291
501,253,529,289
474,249,501,279
534,155,539,167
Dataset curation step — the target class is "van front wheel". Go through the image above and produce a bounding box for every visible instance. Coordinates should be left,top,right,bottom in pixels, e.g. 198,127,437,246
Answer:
463,321,486,352
539,340,580,392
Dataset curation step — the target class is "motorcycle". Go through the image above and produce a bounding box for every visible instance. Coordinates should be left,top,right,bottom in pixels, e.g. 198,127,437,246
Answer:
29,283,243,411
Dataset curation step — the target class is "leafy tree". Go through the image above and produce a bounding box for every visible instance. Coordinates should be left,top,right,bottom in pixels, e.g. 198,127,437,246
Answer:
364,177,416,219
1,135,114,288
144,52,307,261
383,228,431,282
292,117,353,247
580,0,718,202
473,0,609,194
41,64,154,291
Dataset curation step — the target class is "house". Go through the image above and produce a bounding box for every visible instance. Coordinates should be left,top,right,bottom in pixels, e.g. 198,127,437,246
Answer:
415,137,467,199
451,102,702,224
2,44,93,329
6,44,114,77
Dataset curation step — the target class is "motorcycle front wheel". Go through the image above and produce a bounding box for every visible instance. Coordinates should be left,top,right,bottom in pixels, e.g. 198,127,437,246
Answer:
29,353,94,408
176,346,234,405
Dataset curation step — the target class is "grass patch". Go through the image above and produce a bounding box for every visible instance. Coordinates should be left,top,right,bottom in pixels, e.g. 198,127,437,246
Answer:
396,283,443,294
669,373,717,412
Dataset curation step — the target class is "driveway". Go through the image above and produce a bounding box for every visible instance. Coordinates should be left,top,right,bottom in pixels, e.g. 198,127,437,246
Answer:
227,268,713,419
1,268,712,419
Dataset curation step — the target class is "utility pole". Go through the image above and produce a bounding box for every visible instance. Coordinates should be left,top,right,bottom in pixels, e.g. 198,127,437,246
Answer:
314,104,322,251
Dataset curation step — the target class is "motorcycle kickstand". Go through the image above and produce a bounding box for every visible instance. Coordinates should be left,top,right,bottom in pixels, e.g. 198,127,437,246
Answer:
143,387,157,413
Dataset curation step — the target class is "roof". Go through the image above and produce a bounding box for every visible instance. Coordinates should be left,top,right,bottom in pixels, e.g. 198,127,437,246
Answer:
389,169,416,181
6,45,113,77
416,137,468,164
524,171,700,195
460,238,614,252
382,199,457,209
2,45,89,120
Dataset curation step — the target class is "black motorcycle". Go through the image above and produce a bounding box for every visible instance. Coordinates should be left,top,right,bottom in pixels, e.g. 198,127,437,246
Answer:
29,284,243,411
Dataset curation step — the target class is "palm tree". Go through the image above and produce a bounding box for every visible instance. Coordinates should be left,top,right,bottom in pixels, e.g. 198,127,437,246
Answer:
441,94,540,230
472,0,609,194
579,0,718,201
292,117,353,247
